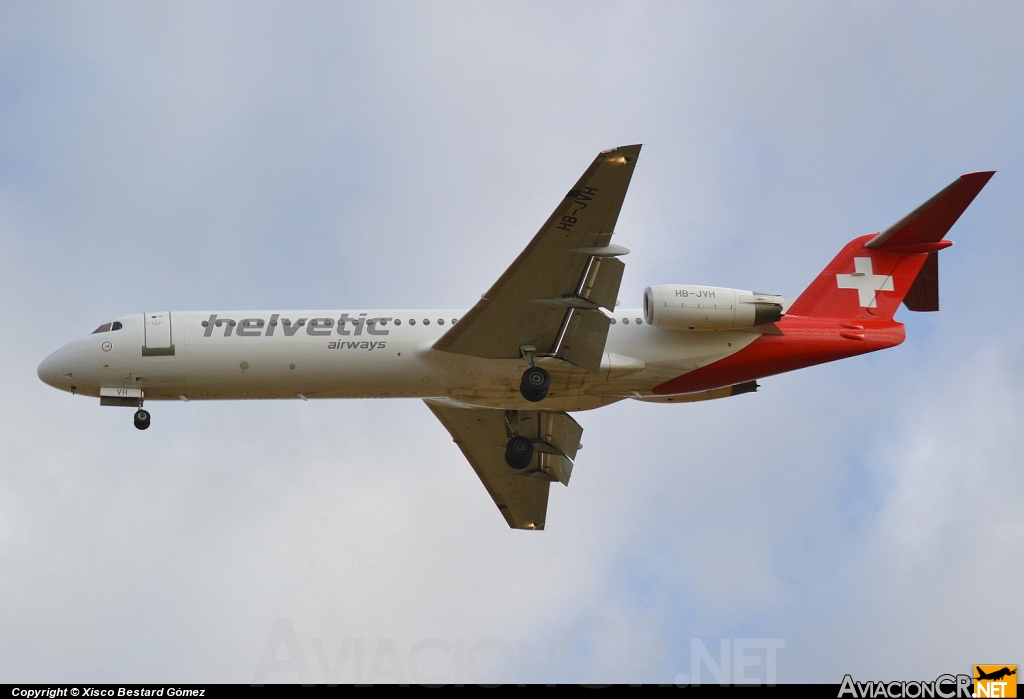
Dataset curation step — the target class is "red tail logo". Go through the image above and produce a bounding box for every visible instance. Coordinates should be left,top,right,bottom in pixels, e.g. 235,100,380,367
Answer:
651,171,994,397
836,256,895,308
790,171,995,320
787,236,927,320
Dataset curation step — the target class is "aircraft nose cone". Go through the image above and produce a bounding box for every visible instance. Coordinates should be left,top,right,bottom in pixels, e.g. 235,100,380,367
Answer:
37,351,63,386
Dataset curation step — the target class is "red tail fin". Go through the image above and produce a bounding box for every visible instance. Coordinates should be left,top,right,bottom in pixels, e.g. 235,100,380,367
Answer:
788,172,994,320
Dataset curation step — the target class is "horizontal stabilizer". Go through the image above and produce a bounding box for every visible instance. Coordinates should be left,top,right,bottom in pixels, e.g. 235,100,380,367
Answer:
866,171,994,250
903,251,939,312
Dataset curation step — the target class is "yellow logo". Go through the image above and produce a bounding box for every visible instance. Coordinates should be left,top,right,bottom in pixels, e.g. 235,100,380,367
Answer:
974,665,1017,698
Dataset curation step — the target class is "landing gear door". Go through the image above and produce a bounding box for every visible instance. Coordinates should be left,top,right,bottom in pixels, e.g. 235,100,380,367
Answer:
143,312,175,356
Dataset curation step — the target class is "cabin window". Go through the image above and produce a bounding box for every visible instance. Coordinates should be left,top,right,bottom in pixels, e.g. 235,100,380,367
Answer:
394,319,401,325
437,319,445,325
423,319,430,325
409,319,416,325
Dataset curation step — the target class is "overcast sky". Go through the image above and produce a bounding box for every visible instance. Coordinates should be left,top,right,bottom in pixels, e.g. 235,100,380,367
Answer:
2,1,1022,684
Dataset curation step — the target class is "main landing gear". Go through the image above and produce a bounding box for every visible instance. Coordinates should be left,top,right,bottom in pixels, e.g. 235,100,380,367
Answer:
505,435,534,469
508,366,548,465
134,407,151,430
519,366,550,403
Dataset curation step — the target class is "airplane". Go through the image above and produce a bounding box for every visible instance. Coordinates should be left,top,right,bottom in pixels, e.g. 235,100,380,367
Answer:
37,145,994,530
975,667,1016,682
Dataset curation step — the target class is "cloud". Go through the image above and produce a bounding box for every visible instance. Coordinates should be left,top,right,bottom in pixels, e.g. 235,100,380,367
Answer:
800,344,1024,679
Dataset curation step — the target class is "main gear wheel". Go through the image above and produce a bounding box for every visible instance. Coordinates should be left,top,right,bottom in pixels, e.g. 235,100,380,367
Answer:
504,435,534,469
519,366,550,402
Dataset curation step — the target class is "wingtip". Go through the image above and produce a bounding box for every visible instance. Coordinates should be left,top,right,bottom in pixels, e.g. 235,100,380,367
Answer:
962,170,996,181
602,144,643,153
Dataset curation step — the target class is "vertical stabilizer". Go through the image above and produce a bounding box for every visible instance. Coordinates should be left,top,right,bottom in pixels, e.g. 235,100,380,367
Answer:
788,172,994,320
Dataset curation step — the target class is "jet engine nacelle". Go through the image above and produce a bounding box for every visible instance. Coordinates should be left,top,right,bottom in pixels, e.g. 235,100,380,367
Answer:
643,285,784,331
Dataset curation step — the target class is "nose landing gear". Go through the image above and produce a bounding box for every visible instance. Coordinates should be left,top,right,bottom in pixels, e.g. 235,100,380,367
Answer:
134,402,151,431
519,366,551,403
134,409,151,430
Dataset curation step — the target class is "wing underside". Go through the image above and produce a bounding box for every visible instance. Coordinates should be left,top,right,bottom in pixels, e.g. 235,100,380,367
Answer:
426,402,583,530
433,145,641,374
426,146,638,528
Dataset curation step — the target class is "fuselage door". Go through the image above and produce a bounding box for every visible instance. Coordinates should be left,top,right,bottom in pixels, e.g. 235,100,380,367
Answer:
143,312,175,356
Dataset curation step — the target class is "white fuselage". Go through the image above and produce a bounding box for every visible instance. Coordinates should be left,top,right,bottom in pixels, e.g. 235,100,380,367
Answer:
37,309,761,412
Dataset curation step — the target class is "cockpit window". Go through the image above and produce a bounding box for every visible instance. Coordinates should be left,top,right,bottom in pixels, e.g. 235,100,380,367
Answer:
91,321,123,334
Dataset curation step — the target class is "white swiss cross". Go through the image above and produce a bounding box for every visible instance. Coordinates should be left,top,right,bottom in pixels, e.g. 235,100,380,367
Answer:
836,257,894,308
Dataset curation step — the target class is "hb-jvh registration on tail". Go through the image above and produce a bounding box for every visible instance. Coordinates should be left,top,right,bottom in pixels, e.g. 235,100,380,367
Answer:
38,146,994,529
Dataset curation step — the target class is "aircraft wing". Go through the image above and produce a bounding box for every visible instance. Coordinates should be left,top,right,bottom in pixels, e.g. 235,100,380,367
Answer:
433,145,641,374
426,402,583,530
